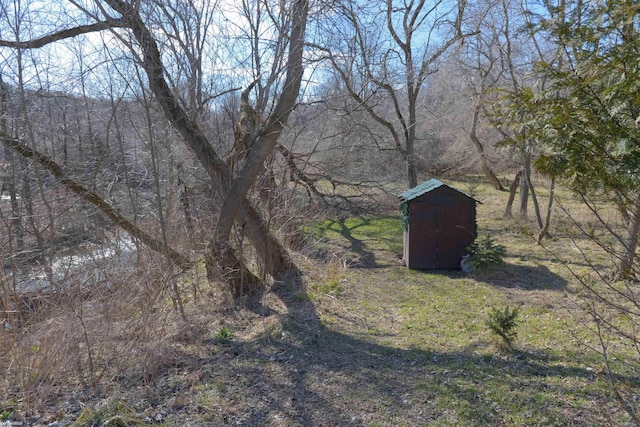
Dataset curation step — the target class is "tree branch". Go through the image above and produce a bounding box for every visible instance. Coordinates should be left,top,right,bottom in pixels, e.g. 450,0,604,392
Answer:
0,19,126,49
307,42,407,157
0,134,191,268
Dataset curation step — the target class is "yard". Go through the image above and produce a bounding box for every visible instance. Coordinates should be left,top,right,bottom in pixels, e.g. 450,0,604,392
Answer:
1,179,637,426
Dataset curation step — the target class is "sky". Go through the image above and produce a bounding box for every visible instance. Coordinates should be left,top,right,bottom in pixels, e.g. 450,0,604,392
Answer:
0,0,467,108
0,0,279,100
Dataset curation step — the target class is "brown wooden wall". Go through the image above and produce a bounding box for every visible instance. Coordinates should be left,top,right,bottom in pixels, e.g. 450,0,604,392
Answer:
403,186,476,269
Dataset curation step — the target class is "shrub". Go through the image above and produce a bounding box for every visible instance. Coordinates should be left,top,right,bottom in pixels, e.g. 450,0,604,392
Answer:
486,305,521,351
466,235,506,271
215,326,233,341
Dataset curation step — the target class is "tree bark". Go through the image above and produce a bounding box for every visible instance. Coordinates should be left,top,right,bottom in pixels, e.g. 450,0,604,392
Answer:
208,0,308,297
469,104,505,191
525,165,544,229
0,135,191,268
537,177,555,244
619,194,640,279
406,149,418,188
176,164,194,238
504,170,522,218
519,152,530,217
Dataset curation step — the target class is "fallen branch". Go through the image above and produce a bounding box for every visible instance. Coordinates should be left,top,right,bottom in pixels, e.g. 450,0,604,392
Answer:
0,135,191,268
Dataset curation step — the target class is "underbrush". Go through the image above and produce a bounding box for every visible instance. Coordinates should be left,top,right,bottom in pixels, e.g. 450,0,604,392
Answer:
0,179,637,426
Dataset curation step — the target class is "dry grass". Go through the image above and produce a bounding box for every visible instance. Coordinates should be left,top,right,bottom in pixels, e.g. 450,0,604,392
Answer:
0,178,637,426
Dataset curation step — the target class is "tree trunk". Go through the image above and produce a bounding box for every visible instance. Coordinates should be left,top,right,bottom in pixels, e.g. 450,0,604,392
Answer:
537,177,556,244
406,73,419,189
619,194,640,279
614,190,631,225
204,237,261,297
406,145,418,188
525,166,544,229
469,104,505,191
4,152,24,253
504,170,522,218
0,254,20,328
519,152,530,217
207,0,308,297
176,168,194,238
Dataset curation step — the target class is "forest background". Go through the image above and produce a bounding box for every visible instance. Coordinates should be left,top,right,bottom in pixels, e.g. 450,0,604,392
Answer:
0,0,638,425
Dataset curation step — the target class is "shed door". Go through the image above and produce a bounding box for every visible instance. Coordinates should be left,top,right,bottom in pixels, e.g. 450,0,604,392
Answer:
408,207,438,269
437,200,473,269
408,199,473,269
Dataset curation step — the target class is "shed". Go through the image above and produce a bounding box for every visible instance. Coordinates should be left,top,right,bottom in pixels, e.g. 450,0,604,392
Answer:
399,179,479,269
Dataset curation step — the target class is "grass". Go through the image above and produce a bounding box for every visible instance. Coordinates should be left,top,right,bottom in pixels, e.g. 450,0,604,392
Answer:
73,398,141,426
303,215,404,266
1,178,637,426
293,178,636,425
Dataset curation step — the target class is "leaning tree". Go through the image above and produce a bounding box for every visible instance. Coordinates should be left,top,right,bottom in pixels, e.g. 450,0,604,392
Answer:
0,0,309,297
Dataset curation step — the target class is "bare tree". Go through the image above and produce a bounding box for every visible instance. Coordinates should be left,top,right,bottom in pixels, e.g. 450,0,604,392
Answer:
468,0,550,222
448,0,511,190
0,0,309,296
314,0,469,188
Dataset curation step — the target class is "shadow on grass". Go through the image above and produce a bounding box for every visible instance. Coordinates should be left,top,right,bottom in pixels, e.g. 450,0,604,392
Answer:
191,275,625,426
474,262,569,291
306,216,402,269
396,262,568,292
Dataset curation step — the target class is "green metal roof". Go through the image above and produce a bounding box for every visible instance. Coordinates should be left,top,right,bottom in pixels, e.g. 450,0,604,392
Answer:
399,178,480,203
399,179,444,201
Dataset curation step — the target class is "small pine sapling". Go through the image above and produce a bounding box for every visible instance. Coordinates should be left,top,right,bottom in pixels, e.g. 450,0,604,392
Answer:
466,235,507,271
486,304,521,351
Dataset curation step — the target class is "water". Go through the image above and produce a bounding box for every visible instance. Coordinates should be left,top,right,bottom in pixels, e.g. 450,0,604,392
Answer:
5,235,138,292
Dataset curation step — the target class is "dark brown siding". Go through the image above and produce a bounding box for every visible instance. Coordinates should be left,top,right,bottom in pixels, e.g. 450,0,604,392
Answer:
404,186,476,269
408,202,438,268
